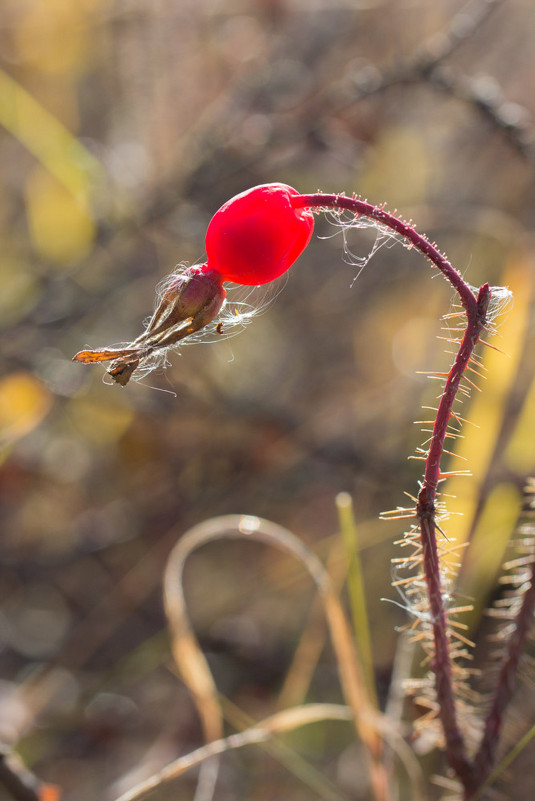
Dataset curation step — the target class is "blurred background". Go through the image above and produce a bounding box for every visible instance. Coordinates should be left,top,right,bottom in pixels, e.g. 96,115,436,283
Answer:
1,0,535,799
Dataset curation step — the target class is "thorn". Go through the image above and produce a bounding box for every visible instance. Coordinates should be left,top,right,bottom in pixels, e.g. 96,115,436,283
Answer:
466,365,487,380
447,605,474,616
442,311,466,320
438,470,472,478
437,541,470,557
392,575,424,587
457,386,473,398
380,509,418,520
450,630,476,648
461,376,482,392
450,411,479,428
446,421,463,433
469,353,485,367
478,339,505,353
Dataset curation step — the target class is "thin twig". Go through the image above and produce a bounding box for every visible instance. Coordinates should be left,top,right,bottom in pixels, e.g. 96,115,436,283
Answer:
349,0,533,160
0,750,42,801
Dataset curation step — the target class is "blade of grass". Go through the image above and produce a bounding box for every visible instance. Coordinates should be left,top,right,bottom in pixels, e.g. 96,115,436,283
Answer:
336,492,378,709
221,697,352,801
471,720,535,801
0,68,104,198
112,703,353,801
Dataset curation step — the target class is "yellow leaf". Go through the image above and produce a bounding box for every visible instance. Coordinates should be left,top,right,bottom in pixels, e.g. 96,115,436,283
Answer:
0,373,53,443
68,397,134,446
25,167,95,264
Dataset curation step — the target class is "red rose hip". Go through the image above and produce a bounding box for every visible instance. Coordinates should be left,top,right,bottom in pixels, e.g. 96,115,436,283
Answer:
204,183,314,285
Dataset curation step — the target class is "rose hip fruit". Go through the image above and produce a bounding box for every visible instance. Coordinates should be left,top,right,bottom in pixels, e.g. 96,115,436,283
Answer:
203,183,314,285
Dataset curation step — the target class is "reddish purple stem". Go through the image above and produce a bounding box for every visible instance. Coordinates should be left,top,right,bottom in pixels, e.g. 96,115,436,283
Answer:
293,193,478,311
294,193,491,792
417,283,489,794
473,557,535,788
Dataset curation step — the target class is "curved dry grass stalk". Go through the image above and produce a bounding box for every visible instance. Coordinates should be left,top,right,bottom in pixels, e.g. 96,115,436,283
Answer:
158,514,389,801
112,700,427,801
113,704,351,801
276,535,347,711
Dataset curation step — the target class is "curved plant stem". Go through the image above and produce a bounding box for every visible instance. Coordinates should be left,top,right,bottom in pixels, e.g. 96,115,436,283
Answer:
293,193,479,310
294,193,491,794
417,283,490,795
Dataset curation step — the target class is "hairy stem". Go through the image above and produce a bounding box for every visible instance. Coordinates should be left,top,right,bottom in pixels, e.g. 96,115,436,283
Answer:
417,283,490,791
472,555,535,792
294,194,491,792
